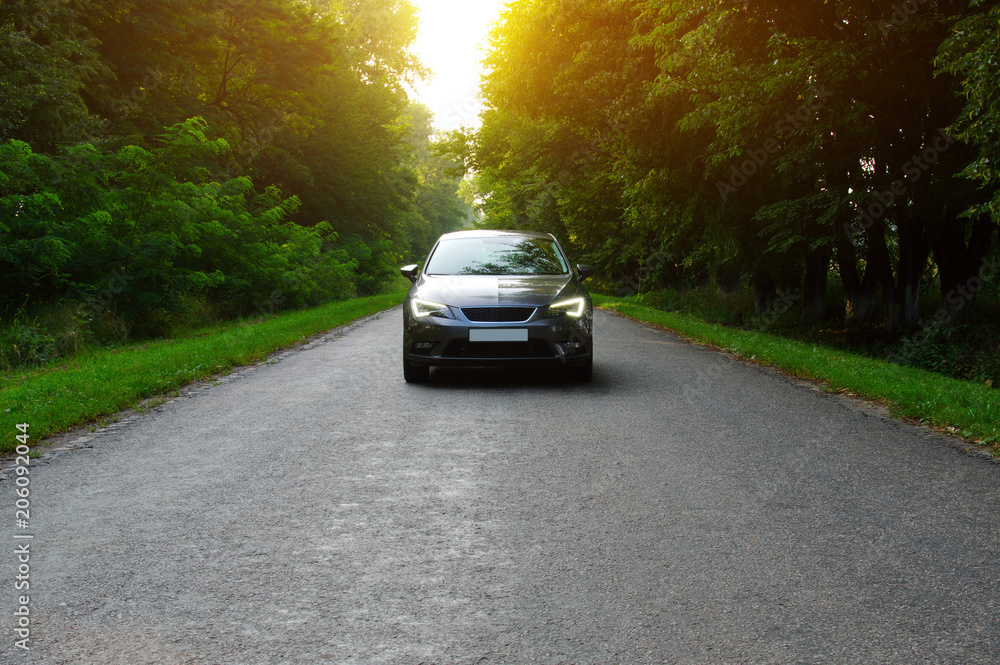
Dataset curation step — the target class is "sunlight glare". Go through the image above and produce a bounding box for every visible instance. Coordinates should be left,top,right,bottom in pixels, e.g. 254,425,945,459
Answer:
408,0,505,131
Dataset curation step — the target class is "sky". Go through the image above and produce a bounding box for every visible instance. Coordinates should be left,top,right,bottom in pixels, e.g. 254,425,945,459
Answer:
407,0,506,131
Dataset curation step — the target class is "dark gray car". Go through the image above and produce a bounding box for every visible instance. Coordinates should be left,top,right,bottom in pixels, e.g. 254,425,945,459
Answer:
400,230,595,382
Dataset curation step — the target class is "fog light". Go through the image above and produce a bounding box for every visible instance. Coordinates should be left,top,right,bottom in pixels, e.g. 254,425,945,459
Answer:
415,342,435,350
566,341,585,350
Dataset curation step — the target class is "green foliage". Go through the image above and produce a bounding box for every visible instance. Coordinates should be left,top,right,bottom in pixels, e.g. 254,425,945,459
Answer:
469,0,992,335
0,118,362,355
897,322,970,377
894,320,1000,385
936,0,1000,221
0,307,55,369
1,0,468,371
633,285,759,329
0,0,106,149
472,0,641,263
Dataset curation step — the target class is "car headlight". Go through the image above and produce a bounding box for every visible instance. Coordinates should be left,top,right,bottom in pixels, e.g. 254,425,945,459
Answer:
546,297,587,318
411,298,454,319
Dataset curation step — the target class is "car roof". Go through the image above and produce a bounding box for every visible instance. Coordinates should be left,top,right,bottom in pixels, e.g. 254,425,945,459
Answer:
436,229,557,242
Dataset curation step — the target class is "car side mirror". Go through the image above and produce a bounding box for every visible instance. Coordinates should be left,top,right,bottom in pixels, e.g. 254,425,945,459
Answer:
400,264,420,284
577,264,597,281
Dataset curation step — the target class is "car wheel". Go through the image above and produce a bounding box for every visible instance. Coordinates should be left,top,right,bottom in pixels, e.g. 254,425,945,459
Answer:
403,358,430,383
567,357,592,382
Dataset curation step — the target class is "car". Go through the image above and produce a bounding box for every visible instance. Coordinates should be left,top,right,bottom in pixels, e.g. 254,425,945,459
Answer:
400,229,596,383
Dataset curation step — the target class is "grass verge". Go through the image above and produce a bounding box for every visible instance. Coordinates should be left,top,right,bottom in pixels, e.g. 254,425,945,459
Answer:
594,294,1000,457
0,292,405,453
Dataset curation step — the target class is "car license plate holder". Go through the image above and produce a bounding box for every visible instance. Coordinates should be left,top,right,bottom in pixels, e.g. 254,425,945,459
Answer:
469,328,528,342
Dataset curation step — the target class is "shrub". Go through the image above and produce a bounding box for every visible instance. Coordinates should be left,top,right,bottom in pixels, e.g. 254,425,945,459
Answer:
0,118,365,351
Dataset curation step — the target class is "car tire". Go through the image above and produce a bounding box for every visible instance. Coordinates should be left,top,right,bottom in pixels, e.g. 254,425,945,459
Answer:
403,358,430,383
567,357,593,382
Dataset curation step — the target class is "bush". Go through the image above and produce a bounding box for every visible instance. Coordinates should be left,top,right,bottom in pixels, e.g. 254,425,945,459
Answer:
0,118,367,353
634,284,757,328
0,309,54,370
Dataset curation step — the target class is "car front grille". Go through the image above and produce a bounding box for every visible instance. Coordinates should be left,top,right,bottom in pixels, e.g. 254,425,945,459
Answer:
441,340,556,359
461,307,536,323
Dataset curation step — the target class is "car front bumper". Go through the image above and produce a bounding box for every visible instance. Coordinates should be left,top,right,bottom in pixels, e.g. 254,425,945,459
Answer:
403,307,593,368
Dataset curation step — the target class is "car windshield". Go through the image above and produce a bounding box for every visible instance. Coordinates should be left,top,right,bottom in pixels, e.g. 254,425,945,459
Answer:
425,237,570,276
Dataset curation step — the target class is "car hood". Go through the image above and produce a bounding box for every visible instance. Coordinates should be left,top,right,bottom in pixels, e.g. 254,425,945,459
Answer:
415,274,578,307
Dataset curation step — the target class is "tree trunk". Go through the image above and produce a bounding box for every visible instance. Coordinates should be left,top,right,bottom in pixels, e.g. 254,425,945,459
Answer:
867,221,899,332
715,265,741,296
929,214,995,321
753,269,777,316
899,274,922,330
868,218,926,334
837,235,880,323
801,246,831,325
848,279,879,323
831,164,880,323
891,209,930,332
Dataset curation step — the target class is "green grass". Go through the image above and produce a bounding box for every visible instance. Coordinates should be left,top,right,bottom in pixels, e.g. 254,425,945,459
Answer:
0,291,406,453
594,294,1000,456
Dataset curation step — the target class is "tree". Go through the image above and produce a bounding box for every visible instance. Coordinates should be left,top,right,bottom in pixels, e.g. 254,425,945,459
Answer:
935,0,1000,314
471,0,991,333
0,0,105,150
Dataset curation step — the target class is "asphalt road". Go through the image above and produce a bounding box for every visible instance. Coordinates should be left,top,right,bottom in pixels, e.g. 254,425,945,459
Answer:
2,307,999,664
